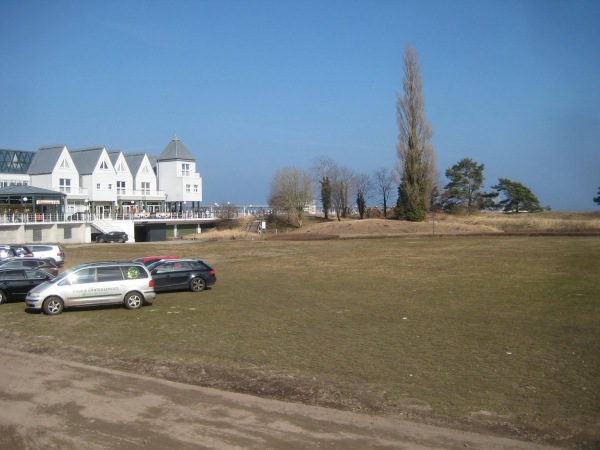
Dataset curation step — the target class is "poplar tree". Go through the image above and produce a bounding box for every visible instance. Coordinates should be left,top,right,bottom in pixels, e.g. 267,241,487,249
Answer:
395,46,437,222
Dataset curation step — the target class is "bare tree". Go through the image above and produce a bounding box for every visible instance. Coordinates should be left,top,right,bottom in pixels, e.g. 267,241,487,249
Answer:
395,45,437,222
268,167,313,227
330,165,354,221
354,172,373,219
312,156,354,221
373,167,394,218
312,156,337,219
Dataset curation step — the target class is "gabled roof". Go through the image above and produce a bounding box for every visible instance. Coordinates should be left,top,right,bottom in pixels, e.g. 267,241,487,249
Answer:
148,155,157,169
27,145,66,175
69,147,107,174
107,150,122,166
124,153,146,175
158,136,195,162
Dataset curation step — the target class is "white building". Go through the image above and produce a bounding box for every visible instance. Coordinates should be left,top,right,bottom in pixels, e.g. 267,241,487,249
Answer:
4,136,203,218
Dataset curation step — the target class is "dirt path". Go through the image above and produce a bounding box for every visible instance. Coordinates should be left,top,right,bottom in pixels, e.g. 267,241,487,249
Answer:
0,349,560,449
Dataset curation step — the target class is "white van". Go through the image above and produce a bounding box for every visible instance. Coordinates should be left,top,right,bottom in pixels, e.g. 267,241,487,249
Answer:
25,262,156,315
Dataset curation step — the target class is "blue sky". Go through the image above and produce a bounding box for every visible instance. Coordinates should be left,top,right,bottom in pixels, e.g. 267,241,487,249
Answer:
1,0,598,210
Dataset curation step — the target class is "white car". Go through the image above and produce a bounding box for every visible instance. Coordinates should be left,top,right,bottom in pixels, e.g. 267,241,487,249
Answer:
29,244,65,266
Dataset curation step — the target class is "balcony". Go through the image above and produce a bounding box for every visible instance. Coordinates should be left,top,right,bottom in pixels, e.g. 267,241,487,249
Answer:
53,186,89,198
116,189,166,201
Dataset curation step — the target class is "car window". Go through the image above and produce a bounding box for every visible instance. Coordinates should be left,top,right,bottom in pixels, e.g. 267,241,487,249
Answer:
97,266,124,282
189,261,207,270
3,269,25,280
122,265,148,279
155,263,173,273
70,268,95,284
22,260,39,268
25,269,47,280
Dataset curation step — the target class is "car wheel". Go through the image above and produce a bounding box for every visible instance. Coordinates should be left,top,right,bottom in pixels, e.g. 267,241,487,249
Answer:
97,237,105,243
0,290,6,305
190,277,206,292
118,238,125,243
43,297,64,315
124,292,143,309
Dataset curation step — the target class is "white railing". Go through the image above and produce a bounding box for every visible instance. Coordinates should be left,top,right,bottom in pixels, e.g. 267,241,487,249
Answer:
0,210,217,224
0,204,271,224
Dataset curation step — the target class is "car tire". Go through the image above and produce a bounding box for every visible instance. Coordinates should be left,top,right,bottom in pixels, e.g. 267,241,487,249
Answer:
0,290,6,305
118,238,125,243
43,297,64,315
124,292,143,309
97,237,105,243
190,277,206,292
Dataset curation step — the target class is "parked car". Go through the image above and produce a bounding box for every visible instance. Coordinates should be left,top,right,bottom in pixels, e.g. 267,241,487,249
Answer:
133,255,181,267
29,244,65,266
0,268,54,304
148,259,216,293
96,231,129,243
0,245,34,259
25,261,156,315
0,257,59,277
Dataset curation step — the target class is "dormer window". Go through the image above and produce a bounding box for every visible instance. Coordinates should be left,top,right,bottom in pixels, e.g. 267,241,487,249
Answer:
100,160,108,170
142,165,149,174
117,162,125,172
60,158,70,168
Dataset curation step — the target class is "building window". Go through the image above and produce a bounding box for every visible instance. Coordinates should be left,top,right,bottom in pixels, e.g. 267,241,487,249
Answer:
97,183,101,190
182,163,190,176
193,185,198,193
108,184,112,190
60,158,70,168
100,160,108,170
116,162,125,172
186,184,191,192
141,182,150,195
59,178,71,193
117,181,126,194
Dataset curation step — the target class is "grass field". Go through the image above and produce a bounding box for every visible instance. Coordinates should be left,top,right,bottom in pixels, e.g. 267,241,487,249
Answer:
1,233,599,447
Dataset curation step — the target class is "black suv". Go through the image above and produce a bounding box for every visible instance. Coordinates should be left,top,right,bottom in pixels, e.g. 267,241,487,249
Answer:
96,231,129,243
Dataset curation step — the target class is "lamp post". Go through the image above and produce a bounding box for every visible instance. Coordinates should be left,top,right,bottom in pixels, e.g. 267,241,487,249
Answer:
22,197,28,221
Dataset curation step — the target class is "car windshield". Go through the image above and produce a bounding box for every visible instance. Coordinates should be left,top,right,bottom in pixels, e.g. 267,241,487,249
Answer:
47,266,80,284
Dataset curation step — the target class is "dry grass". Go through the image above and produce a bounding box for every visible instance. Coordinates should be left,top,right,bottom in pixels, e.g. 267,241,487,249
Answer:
1,212,599,448
184,211,600,241
452,211,600,232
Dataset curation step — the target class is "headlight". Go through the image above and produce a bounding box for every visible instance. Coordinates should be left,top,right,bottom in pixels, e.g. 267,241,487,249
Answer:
27,292,41,298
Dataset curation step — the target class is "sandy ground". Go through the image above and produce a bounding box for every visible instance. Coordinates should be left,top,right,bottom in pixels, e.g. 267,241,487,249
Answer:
0,348,562,449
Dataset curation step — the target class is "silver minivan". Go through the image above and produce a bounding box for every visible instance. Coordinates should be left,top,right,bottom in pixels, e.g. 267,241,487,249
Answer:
25,261,156,315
